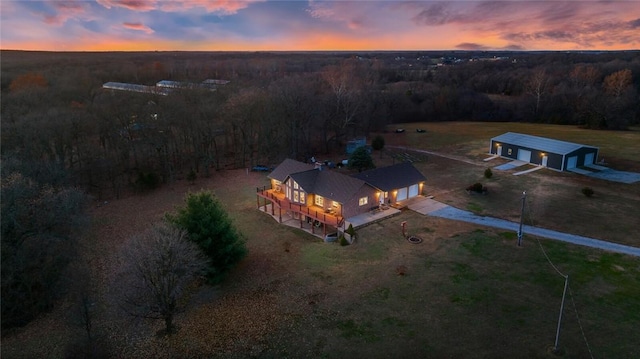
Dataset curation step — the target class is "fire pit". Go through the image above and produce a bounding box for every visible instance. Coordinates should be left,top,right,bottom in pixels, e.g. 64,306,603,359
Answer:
407,236,423,244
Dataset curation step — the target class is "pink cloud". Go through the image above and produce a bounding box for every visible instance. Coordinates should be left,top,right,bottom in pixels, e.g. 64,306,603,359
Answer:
42,1,90,25
161,0,263,14
122,22,154,34
97,0,262,14
96,0,157,12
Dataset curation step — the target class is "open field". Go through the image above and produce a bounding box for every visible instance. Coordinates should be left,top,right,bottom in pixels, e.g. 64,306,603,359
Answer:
378,122,640,247
2,122,639,358
382,122,640,170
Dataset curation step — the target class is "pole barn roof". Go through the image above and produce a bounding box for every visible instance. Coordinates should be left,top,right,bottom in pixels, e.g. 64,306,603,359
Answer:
491,132,597,155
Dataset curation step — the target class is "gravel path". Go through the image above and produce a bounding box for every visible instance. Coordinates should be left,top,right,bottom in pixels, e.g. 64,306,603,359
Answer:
428,206,640,257
386,145,480,165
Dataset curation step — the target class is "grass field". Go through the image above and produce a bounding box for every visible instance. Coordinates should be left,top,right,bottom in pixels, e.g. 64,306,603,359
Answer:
2,122,639,358
383,122,640,169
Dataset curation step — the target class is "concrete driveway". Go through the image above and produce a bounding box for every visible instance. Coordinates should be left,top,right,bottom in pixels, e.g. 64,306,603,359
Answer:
586,168,640,184
408,197,640,257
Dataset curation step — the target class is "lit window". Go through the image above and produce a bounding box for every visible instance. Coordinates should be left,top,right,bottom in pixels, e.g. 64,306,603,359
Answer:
359,197,368,206
294,182,298,190
315,195,324,206
300,193,305,204
508,148,512,155
333,201,339,208
294,191,299,202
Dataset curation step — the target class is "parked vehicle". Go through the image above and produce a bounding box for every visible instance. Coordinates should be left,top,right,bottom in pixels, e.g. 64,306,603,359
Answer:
251,165,271,172
324,232,339,243
395,128,405,133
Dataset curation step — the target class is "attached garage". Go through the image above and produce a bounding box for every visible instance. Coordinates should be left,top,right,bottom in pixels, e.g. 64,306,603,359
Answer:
408,184,420,197
489,132,599,172
397,187,408,201
353,162,426,205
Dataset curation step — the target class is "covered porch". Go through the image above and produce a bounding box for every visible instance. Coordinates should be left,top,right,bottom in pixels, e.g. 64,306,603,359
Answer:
256,186,344,238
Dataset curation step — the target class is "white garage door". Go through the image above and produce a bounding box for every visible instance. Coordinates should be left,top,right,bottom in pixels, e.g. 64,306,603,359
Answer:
567,156,578,169
584,153,594,166
408,184,419,198
517,149,532,162
397,187,408,201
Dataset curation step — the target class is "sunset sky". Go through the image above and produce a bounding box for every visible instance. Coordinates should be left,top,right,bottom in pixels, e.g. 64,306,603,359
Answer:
1,1,639,52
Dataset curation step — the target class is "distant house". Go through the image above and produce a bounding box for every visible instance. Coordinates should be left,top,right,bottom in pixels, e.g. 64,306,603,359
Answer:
256,159,426,234
156,80,217,91
102,82,170,96
489,132,599,171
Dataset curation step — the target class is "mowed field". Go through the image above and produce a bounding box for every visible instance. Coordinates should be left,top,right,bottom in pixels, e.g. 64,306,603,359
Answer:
2,122,639,359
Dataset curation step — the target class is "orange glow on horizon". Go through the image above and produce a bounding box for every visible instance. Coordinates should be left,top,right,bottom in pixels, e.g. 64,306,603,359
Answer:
2,30,637,52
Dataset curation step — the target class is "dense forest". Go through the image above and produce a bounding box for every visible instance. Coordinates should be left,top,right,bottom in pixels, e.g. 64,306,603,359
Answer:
1,50,639,332
2,50,639,197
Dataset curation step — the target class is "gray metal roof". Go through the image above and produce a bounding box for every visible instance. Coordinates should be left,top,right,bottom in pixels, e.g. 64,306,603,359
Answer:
491,132,597,155
268,159,314,182
353,162,426,191
289,169,370,204
156,80,216,90
103,82,170,96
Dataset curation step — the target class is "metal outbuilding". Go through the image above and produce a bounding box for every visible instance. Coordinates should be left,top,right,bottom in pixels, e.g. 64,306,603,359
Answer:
489,132,599,171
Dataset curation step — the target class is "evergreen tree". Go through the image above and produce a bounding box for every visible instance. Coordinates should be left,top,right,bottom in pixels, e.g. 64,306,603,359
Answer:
348,146,375,172
166,191,247,284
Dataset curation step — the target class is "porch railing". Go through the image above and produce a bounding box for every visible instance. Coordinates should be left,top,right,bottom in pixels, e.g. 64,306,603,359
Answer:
257,186,343,227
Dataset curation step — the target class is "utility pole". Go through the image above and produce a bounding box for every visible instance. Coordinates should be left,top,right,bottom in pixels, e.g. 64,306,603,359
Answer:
554,274,569,353
517,191,526,246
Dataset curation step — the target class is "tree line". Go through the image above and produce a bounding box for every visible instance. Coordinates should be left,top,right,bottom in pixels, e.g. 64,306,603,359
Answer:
2,51,638,199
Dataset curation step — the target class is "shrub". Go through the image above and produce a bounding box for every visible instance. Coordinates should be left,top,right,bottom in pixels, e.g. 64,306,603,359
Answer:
339,235,349,246
484,167,493,179
467,182,487,193
582,187,594,197
346,223,356,237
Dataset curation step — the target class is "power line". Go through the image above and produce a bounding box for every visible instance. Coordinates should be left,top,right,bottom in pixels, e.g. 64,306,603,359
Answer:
523,192,594,357
569,284,595,359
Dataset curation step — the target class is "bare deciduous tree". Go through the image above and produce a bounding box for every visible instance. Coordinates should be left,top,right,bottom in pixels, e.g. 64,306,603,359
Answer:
118,223,207,335
526,68,548,117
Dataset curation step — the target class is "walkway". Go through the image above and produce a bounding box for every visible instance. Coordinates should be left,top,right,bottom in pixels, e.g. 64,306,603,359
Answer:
410,198,640,257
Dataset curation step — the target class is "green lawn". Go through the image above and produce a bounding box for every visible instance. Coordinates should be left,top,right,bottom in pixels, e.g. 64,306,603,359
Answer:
256,219,640,359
